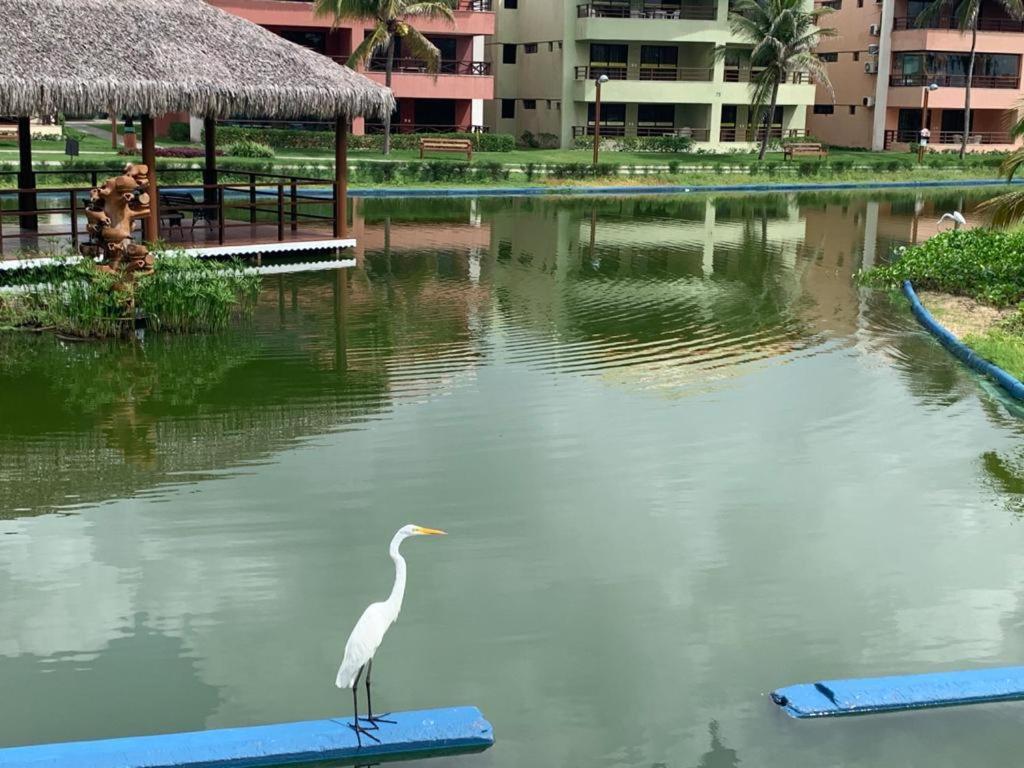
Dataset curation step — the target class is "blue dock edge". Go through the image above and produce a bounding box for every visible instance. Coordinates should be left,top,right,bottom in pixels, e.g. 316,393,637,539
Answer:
772,666,1024,718
903,280,1024,401
0,706,493,768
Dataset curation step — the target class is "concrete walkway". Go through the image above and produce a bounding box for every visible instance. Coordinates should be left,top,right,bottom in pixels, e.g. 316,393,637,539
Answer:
67,120,121,147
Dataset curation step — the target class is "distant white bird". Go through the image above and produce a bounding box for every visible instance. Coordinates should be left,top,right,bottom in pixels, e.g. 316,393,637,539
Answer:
938,211,967,229
336,524,446,744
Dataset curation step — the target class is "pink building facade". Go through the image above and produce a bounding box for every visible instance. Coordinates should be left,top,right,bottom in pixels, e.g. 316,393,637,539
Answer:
807,0,1024,151
208,0,495,134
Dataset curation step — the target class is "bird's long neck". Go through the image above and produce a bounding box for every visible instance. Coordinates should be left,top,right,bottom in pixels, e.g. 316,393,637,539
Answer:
384,533,407,616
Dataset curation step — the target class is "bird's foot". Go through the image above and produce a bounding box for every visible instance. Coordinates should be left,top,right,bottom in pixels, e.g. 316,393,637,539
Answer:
349,720,382,745
359,714,396,730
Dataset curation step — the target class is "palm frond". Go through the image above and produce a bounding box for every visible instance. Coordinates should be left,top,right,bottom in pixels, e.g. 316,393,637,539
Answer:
976,189,1024,228
400,27,442,74
314,0,386,23
402,0,457,24
347,25,391,68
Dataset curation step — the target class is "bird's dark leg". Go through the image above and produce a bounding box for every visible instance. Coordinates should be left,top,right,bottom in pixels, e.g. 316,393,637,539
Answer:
348,666,380,746
361,658,395,728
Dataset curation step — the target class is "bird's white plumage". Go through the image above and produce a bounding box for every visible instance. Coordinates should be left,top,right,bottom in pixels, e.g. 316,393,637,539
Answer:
938,211,967,228
335,524,445,690
336,602,396,688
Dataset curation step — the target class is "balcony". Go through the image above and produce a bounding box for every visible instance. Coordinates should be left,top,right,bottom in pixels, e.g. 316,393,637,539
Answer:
724,67,808,83
886,128,1013,144
574,65,714,81
365,58,491,76
893,15,1024,32
577,2,718,19
889,72,1020,88
719,127,806,142
573,125,712,139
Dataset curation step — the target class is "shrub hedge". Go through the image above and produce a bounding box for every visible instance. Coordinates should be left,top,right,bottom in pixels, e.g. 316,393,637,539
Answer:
860,228,1024,307
213,126,515,153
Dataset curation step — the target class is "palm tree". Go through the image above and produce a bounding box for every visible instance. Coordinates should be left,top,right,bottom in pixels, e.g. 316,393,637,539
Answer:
726,0,835,160
975,110,1024,225
314,0,458,155
915,0,1024,160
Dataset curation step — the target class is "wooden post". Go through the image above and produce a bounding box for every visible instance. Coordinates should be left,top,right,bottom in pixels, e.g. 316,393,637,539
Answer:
592,80,602,167
111,114,118,149
203,117,218,222
17,117,37,232
334,114,348,238
141,115,158,243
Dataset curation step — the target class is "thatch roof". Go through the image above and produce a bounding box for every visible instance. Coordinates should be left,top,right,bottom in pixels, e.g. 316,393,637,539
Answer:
0,0,395,120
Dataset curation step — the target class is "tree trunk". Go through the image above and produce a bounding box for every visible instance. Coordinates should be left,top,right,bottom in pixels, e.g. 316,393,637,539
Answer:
759,79,781,161
383,37,396,156
960,20,977,160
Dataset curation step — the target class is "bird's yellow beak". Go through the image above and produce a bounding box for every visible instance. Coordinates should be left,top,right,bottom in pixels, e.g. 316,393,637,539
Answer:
414,526,447,536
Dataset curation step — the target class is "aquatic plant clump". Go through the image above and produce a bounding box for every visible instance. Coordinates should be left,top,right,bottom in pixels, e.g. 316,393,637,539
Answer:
860,228,1024,307
0,254,261,338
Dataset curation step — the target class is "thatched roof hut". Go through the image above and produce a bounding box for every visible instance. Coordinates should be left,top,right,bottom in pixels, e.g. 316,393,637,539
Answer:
0,0,395,120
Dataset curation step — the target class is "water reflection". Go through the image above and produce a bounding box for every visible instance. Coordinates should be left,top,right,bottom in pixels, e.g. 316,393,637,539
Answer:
3,189,1024,768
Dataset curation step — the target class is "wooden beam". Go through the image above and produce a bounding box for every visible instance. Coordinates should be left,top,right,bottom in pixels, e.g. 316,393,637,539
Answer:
334,115,348,238
141,115,159,243
17,117,37,232
203,117,218,221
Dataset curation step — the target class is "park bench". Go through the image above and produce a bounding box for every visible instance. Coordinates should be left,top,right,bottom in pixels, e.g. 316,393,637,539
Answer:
783,142,828,160
0,125,18,141
159,191,214,233
419,138,473,161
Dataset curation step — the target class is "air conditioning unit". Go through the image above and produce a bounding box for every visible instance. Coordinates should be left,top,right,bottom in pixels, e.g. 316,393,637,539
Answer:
863,96,876,107
867,43,879,55
868,23,880,34
864,62,879,74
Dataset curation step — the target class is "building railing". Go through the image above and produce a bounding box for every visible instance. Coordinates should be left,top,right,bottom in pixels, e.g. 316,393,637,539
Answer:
719,127,806,142
724,67,809,83
457,0,493,9
574,65,714,81
363,123,490,134
889,72,1020,88
0,168,341,256
886,128,1014,145
572,125,712,140
893,15,1024,31
363,58,491,76
576,2,718,20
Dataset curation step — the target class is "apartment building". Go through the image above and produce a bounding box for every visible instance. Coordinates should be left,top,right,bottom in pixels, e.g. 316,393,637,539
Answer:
484,0,816,149
207,0,495,133
807,0,1024,150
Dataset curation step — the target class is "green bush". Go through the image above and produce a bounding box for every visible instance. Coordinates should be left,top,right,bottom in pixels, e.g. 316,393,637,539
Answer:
860,228,1024,306
0,255,260,338
520,130,540,148
168,122,191,142
571,135,693,153
214,126,515,153
225,140,275,158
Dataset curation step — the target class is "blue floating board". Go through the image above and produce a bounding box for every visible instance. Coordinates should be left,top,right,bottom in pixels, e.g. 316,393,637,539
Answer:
0,706,493,768
772,666,1024,718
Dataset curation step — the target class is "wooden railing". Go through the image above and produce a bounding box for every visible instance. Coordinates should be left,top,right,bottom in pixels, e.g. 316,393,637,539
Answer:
572,125,712,140
0,168,340,256
362,58,491,76
574,65,714,81
886,128,1014,145
576,2,718,19
719,127,806,142
362,123,489,134
893,15,1024,31
889,72,1020,88
724,67,809,83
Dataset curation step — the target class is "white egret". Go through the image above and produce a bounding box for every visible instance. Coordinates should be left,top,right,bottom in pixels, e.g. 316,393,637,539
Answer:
938,211,967,229
336,524,446,744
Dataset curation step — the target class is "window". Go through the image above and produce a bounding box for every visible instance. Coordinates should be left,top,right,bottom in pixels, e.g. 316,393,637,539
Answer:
853,51,860,61
820,52,838,62
546,99,552,108
505,0,518,7
587,102,626,125
589,43,628,66
275,29,327,53
640,45,679,66
857,0,863,6
637,104,675,131
523,99,536,110
813,104,835,114
502,44,517,64
501,99,515,119
849,105,857,114
548,42,555,52
524,43,538,54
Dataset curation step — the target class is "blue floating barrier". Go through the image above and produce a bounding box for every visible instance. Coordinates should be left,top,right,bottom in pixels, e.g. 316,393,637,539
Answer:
772,666,1024,718
0,706,494,768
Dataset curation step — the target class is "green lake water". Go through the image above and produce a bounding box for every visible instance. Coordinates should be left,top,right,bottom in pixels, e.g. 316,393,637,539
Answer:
3,190,1024,767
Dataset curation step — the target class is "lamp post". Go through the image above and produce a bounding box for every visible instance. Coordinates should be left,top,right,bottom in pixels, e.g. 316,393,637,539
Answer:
593,73,609,166
917,82,939,164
